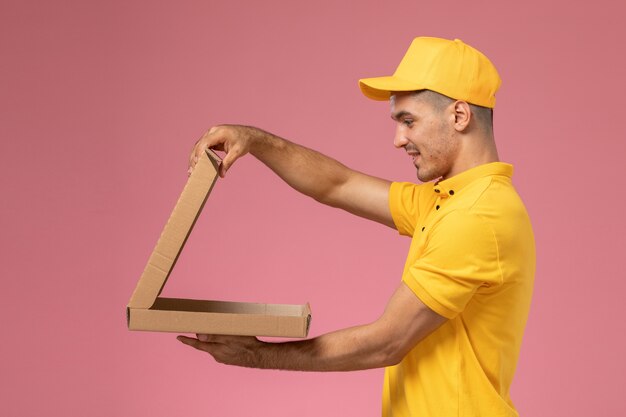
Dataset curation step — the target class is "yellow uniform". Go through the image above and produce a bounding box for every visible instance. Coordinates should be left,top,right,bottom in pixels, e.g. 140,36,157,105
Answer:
384,162,535,417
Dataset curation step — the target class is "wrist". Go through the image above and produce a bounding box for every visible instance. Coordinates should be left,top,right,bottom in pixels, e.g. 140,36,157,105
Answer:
248,127,284,159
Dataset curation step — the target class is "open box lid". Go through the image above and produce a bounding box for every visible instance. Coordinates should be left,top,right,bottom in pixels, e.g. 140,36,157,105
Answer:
128,149,221,310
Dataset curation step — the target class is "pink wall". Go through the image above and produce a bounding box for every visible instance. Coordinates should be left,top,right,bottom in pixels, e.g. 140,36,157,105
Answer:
2,1,625,416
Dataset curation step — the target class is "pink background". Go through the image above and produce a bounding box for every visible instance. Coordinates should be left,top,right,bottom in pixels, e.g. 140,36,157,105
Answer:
2,1,625,416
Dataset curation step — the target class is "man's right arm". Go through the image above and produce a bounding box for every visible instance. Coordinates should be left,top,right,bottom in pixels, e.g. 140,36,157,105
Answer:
188,125,395,229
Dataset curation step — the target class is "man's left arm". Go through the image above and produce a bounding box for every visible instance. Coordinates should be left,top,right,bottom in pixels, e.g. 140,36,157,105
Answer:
177,282,447,371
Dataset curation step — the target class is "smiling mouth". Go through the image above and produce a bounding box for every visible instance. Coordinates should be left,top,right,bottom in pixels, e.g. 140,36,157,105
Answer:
407,151,420,164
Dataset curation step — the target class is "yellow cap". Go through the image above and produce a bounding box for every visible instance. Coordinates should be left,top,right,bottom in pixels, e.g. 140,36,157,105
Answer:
359,37,502,108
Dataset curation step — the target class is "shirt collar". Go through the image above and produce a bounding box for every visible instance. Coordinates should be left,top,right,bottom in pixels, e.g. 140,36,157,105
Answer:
432,162,514,197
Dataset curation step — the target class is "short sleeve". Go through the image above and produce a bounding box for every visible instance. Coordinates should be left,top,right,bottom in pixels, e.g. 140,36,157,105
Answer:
402,210,503,319
389,182,423,236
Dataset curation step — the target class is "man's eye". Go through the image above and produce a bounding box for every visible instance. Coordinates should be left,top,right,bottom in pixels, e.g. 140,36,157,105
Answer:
403,120,413,127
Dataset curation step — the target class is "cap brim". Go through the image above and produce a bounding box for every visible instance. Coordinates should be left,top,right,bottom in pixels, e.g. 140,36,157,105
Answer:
358,76,424,101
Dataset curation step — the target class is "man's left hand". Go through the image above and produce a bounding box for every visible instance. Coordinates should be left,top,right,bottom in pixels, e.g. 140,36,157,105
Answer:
177,334,264,368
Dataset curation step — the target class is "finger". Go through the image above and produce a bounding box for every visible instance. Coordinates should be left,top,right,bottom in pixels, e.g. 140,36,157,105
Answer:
197,334,220,343
189,132,208,165
189,128,214,171
188,142,202,172
193,140,208,167
219,147,240,178
188,149,198,175
189,138,200,166
197,334,240,345
177,335,213,353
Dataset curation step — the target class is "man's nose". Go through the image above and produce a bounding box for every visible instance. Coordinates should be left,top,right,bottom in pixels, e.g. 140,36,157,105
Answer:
393,126,408,148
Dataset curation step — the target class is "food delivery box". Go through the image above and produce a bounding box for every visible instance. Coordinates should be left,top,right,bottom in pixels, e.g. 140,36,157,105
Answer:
127,149,311,338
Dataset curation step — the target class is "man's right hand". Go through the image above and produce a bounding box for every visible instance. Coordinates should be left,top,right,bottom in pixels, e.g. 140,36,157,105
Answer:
188,125,256,178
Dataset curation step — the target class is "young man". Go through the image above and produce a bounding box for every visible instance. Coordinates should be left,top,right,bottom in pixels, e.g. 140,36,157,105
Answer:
179,37,535,417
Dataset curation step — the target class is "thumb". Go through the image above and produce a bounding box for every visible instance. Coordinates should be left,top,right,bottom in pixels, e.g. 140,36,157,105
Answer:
219,148,240,178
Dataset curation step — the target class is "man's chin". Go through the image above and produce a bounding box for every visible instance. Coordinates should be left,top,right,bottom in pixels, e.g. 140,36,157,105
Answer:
416,169,436,183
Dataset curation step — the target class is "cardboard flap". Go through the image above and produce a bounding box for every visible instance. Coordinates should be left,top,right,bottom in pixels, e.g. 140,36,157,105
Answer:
128,149,222,309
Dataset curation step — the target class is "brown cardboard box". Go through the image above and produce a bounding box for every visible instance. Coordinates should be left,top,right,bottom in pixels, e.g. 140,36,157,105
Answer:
127,149,311,338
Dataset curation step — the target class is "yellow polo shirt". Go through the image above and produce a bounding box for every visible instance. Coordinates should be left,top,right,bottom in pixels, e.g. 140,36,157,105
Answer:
383,162,535,417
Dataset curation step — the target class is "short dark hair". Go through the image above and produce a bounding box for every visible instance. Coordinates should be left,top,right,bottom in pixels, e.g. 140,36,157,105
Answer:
413,90,493,132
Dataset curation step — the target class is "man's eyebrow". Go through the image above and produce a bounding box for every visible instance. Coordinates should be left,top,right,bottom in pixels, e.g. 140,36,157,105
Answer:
391,110,413,121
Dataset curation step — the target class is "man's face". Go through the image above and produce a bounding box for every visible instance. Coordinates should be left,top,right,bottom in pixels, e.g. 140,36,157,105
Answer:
390,92,460,182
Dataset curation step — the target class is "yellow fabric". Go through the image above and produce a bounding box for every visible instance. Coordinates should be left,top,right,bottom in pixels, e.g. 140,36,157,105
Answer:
383,162,535,417
359,37,502,108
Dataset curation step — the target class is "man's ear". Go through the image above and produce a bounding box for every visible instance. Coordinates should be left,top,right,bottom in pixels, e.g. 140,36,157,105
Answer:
452,101,471,132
